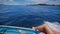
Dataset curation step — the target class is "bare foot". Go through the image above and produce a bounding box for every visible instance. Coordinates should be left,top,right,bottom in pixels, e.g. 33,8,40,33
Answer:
32,24,59,34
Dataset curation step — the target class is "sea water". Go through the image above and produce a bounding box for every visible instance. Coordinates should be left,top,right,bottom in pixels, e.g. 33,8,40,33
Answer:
0,5,60,28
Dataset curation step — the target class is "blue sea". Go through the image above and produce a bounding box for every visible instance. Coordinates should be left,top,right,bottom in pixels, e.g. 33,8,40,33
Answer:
0,5,60,28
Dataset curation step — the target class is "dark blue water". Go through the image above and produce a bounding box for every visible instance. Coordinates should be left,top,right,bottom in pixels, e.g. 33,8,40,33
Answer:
0,5,60,28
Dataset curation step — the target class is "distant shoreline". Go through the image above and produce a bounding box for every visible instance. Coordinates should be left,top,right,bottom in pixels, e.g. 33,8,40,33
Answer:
0,4,60,6
28,4,60,6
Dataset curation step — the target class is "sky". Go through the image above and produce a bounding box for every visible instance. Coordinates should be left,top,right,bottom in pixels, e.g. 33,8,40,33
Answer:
0,0,60,5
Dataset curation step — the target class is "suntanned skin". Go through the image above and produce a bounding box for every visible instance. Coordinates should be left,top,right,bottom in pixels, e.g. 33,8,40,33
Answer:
32,24,59,34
